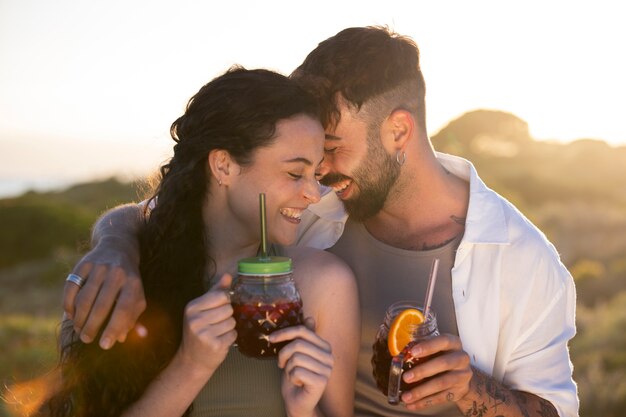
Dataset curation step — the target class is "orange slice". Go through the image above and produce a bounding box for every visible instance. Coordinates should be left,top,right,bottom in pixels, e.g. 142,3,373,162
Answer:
387,308,425,356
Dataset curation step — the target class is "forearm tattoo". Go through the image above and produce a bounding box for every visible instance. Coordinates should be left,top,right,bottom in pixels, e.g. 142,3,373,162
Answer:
464,369,558,417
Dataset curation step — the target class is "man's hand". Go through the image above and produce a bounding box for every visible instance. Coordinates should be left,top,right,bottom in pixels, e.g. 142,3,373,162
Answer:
400,334,472,410
62,204,146,350
400,334,559,416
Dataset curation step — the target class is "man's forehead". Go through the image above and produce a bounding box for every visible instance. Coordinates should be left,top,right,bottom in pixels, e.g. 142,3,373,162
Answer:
324,104,366,141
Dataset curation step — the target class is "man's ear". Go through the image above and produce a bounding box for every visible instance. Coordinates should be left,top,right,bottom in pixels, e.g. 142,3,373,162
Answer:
381,109,414,152
207,149,236,186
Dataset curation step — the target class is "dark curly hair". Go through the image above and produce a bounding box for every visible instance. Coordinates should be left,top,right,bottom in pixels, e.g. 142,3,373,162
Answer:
47,67,319,417
291,26,426,132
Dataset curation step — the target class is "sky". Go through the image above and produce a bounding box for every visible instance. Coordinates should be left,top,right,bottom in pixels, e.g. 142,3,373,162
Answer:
1,0,625,197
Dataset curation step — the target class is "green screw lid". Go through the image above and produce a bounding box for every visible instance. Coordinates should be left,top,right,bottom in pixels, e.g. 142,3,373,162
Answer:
237,256,292,275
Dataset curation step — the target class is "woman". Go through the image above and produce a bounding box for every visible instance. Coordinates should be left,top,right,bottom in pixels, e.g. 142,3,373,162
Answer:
48,67,359,417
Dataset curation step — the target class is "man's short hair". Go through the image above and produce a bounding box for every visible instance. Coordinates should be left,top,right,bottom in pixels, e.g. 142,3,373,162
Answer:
292,26,426,131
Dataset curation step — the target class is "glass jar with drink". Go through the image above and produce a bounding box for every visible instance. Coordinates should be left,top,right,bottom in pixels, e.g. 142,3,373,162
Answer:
231,255,304,358
371,301,439,404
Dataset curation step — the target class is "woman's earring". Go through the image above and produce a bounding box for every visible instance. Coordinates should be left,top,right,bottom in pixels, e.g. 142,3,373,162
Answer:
218,179,223,186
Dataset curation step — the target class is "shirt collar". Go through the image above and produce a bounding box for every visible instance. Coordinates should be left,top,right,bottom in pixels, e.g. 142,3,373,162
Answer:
436,152,510,245
306,185,349,223
306,153,510,245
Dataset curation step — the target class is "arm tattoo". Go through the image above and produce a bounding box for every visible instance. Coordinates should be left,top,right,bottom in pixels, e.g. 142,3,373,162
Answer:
468,369,558,417
537,398,559,417
464,401,488,417
485,378,507,414
513,391,531,417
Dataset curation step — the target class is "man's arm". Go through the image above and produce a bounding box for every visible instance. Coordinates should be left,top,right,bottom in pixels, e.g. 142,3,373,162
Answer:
63,203,147,350
459,368,558,417
400,336,559,416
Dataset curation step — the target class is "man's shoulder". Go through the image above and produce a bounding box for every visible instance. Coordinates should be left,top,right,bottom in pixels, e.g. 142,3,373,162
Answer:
497,194,558,254
481,191,573,291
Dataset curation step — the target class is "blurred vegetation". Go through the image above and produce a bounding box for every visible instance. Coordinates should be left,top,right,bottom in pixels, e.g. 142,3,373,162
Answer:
0,179,144,416
1,110,625,416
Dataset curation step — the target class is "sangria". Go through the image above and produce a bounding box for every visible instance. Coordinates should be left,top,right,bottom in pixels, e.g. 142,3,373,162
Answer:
371,301,439,403
233,299,303,357
231,256,303,358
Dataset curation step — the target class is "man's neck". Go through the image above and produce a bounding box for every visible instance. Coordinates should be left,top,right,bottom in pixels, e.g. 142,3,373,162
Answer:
363,154,469,251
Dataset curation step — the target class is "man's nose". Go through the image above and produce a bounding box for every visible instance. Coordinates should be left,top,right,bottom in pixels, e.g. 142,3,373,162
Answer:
303,177,321,204
317,158,331,179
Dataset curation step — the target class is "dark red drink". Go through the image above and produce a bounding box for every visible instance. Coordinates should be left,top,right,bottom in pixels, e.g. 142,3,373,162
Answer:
371,302,439,403
372,339,420,395
233,299,303,358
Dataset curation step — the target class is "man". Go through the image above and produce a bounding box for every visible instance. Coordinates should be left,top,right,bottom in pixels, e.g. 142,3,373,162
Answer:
64,27,578,416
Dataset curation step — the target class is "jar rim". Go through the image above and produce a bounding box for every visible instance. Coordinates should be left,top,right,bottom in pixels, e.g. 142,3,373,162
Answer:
237,256,292,274
385,300,437,323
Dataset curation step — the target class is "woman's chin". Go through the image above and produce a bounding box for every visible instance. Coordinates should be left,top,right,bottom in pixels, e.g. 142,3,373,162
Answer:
271,233,297,248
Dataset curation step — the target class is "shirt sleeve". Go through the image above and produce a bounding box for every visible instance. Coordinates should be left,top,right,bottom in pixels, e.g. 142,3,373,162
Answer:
502,251,579,417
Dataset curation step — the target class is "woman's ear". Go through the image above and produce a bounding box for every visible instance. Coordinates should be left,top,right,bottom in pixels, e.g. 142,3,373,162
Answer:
381,109,414,152
207,149,235,186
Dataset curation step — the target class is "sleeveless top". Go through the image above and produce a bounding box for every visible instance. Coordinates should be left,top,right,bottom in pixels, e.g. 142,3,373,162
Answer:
190,244,287,417
190,348,286,417
328,219,463,417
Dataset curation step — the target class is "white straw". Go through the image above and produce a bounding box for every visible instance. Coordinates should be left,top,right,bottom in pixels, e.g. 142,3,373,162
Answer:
422,258,440,320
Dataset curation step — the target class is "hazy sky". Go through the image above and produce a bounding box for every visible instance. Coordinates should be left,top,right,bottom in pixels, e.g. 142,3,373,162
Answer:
1,0,625,197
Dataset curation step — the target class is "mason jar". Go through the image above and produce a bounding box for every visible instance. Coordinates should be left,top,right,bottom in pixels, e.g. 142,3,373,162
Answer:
371,301,439,402
231,256,304,358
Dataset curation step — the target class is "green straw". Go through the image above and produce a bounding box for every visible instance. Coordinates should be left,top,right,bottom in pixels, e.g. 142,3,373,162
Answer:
259,193,268,259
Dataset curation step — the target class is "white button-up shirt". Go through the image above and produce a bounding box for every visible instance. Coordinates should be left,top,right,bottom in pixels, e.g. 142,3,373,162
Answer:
296,152,578,417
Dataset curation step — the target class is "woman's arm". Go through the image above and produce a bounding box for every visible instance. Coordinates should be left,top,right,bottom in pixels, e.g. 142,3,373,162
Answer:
287,247,360,417
121,275,236,417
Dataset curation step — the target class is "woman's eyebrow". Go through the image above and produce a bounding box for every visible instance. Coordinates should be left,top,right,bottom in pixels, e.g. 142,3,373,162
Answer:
282,157,313,165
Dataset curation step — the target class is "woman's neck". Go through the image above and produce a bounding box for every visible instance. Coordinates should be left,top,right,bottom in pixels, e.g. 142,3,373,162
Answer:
202,195,260,280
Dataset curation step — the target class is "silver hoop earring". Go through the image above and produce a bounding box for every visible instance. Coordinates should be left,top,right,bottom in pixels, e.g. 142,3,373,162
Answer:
396,151,406,166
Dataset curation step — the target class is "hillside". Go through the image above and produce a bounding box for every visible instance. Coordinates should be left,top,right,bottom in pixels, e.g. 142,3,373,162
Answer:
0,178,143,269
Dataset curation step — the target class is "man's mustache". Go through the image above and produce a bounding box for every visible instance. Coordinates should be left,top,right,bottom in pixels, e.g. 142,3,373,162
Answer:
320,172,351,187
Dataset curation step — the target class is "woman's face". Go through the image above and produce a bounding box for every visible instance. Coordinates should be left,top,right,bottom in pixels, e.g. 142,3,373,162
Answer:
227,114,325,246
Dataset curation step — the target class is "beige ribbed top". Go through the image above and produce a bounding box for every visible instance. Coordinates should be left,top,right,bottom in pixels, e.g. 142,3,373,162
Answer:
190,347,286,417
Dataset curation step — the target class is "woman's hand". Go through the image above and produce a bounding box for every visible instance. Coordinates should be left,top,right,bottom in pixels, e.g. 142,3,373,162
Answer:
176,274,237,377
269,317,334,417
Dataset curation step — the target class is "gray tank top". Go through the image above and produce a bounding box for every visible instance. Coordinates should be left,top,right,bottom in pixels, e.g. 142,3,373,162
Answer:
190,346,286,417
328,219,463,417
191,244,288,417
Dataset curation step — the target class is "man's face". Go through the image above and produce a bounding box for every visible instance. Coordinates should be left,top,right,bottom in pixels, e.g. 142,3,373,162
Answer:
320,101,400,221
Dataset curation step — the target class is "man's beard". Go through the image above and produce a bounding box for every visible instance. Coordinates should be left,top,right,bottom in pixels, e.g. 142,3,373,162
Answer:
321,133,400,221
